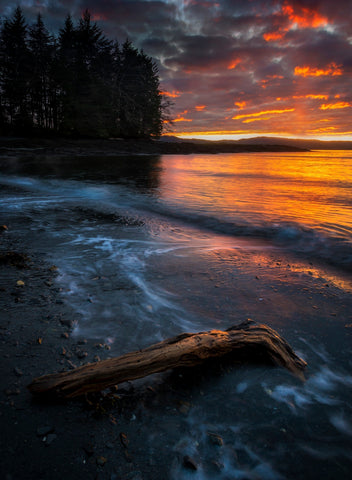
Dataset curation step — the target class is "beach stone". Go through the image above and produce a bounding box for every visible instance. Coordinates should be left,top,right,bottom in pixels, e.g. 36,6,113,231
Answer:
207,432,224,446
14,367,23,377
96,456,107,466
120,432,129,448
76,350,88,359
37,425,54,436
183,455,198,471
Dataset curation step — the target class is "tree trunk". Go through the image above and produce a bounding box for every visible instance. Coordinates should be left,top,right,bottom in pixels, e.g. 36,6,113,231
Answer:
28,320,307,400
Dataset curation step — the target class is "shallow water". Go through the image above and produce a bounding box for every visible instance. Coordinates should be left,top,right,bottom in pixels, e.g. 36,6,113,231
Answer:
1,150,352,478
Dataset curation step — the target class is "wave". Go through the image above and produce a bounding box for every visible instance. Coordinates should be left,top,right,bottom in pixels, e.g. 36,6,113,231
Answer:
1,173,351,271
136,201,352,271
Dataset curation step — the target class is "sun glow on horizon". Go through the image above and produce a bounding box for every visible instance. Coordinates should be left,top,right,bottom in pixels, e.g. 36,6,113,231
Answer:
163,131,352,142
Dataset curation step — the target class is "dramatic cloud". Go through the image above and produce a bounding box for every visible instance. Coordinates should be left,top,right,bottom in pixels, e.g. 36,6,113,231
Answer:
0,0,351,139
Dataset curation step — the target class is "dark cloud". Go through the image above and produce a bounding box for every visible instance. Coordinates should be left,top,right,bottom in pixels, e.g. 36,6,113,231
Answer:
0,0,351,138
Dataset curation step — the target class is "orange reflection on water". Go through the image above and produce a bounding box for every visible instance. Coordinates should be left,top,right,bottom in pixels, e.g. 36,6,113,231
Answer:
158,150,352,240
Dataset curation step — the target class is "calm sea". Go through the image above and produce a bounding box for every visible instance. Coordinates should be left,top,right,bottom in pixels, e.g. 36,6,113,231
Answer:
1,150,352,478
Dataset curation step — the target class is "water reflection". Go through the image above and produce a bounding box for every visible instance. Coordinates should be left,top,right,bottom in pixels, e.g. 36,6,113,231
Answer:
158,151,352,239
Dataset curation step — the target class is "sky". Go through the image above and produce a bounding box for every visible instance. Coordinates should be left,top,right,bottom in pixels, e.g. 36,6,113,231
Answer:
1,0,351,140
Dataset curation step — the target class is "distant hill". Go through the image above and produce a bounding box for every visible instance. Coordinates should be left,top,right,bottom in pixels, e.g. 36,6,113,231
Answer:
161,135,352,150
236,136,352,150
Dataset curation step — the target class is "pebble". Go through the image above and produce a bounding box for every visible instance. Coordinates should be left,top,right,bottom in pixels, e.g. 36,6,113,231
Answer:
76,350,88,359
119,432,129,448
66,360,77,369
14,367,23,377
183,455,198,471
207,432,224,446
96,456,107,466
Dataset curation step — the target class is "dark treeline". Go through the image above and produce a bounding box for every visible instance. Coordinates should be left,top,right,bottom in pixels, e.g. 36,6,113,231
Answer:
0,7,171,138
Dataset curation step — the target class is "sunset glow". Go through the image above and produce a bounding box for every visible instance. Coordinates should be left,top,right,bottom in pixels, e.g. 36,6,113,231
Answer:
2,0,351,141
232,108,295,121
294,63,344,77
319,102,351,110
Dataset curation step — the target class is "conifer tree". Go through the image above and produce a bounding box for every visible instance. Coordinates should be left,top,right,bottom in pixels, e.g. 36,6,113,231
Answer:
0,7,31,132
28,13,55,130
0,8,170,138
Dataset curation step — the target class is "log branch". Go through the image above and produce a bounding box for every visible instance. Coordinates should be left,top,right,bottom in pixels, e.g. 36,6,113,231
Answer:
28,320,307,399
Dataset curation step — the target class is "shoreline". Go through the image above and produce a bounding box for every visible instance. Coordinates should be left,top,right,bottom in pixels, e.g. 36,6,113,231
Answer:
1,150,352,479
0,136,308,158
1,218,352,479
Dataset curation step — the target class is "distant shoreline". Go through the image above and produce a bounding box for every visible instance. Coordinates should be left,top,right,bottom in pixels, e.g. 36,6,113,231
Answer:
0,137,308,157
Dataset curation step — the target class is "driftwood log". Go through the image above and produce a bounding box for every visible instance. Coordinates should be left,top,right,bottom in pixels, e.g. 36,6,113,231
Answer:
28,320,306,399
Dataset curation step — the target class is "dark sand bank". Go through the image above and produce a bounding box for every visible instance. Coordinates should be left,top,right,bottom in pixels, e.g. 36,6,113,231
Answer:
1,219,352,479
0,136,307,158
0,225,177,480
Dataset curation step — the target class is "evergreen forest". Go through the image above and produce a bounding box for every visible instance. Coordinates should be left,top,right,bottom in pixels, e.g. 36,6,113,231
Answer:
0,7,170,138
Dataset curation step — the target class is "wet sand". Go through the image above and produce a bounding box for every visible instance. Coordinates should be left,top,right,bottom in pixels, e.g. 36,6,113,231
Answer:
1,218,352,479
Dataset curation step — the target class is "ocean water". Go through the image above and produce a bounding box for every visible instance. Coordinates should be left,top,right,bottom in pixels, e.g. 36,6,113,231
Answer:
1,150,352,478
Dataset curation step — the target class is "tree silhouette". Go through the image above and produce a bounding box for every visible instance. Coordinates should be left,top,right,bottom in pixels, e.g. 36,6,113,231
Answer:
28,13,55,131
0,7,31,132
0,8,169,138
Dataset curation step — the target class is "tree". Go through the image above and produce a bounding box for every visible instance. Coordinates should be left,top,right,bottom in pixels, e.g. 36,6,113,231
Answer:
116,40,164,138
0,8,169,138
58,10,113,136
28,14,55,130
0,7,31,132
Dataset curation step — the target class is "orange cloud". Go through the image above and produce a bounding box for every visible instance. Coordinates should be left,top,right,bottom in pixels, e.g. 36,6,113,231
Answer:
282,2,328,28
294,62,343,77
173,117,193,122
319,102,351,110
305,94,329,100
234,101,246,109
195,105,206,111
174,110,193,122
161,90,181,98
277,94,329,101
243,116,273,123
308,126,338,133
264,1,329,42
263,32,285,42
228,58,241,70
232,108,295,120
